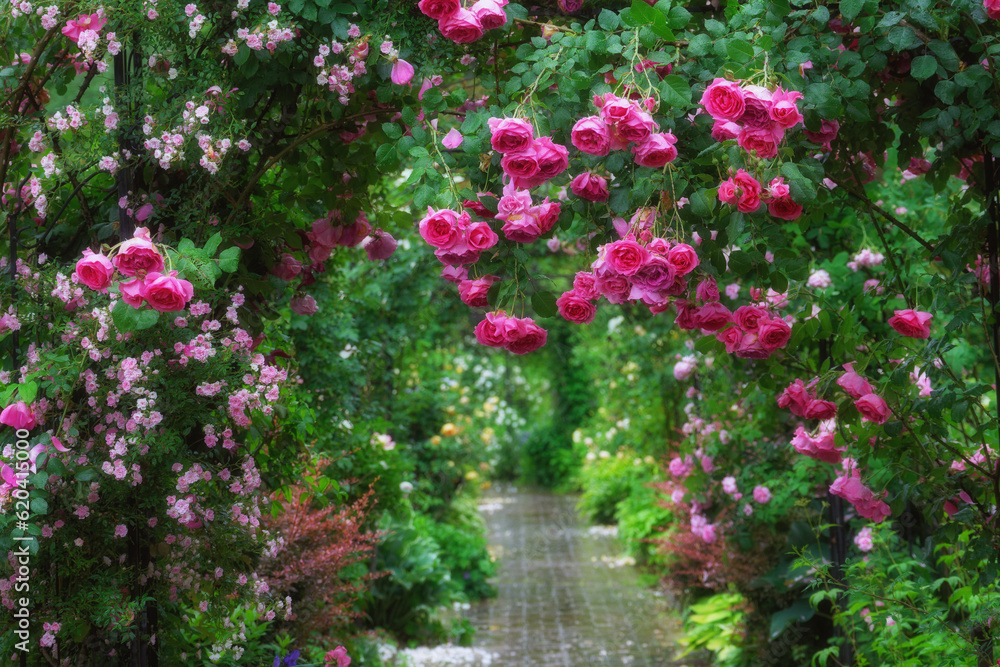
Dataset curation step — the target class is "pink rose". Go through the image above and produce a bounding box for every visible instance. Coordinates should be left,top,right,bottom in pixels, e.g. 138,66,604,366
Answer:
573,272,600,300
119,278,145,308
501,210,543,244
604,239,649,276
439,8,484,44
752,486,772,504
631,255,676,292
390,59,414,85
739,85,774,129
487,117,534,153
502,317,547,354
804,399,838,420
791,426,844,464
467,221,499,251
768,177,791,199
570,116,611,156
290,294,318,316
777,378,814,417
888,309,932,338
458,276,497,307
730,169,762,213
733,305,768,331
737,125,781,160
529,137,569,182
837,362,873,399
475,311,508,347
113,227,164,277
632,133,678,168
716,325,743,353
535,200,561,234
570,172,609,202
696,278,720,302
0,401,36,430
768,196,803,220
471,0,507,30
434,239,480,266
556,290,597,324
271,253,303,281
757,317,791,350
830,470,890,523
699,78,746,122
62,13,107,43
615,107,656,144
769,86,804,128
804,120,840,150
694,302,732,331
140,271,195,312
418,207,468,248
711,120,741,142
666,243,699,276
595,272,632,304
987,0,1000,19
596,94,633,124
417,0,460,20
361,231,398,260
441,266,468,283
855,393,890,424
735,333,771,359
75,248,115,291
307,217,338,247
500,147,540,180
674,301,701,330
327,646,352,667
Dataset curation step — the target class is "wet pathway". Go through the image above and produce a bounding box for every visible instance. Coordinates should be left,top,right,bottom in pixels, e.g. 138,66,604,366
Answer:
402,488,684,666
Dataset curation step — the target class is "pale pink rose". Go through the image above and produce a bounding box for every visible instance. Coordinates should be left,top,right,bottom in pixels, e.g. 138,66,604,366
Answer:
699,78,746,121
753,485,772,503
888,309,932,338
487,117,534,153
62,13,107,43
570,116,611,156
632,133,678,167
556,290,596,324
711,120,741,142
140,271,195,312
570,172,609,201
390,59,414,85
417,0,460,20
113,227,164,277
439,8,484,44
442,128,463,149
75,248,115,291
471,0,507,30
290,294,318,315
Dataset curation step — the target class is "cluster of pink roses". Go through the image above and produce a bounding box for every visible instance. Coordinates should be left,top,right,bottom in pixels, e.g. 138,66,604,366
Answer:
697,302,793,359
717,169,802,220
473,310,547,355
417,0,508,44
74,227,195,313
831,460,891,523
488,116,569,189
571,93,678,168
700,78,803,160
439,266,499,308
418,206,499,265
493,182,561,243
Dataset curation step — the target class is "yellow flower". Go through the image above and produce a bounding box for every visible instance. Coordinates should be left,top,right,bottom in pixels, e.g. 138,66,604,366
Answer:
440,423,458,437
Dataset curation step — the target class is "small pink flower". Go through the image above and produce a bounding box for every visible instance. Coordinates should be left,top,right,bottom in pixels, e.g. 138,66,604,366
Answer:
442,128,463,149
752,485,772,504
390,58,414,85
114,524,128,538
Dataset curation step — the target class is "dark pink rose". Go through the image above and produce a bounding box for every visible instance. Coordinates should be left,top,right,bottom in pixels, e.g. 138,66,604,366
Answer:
290,294,318,316
418,0,460,20
75,248,114,291
666,243,699,276
500,147,540,180
616,107,656,144
362,231,398,260
631,255,676,292
674,301,701,330
0,401,36,430
439,8,484,44
570,172,609,202
719,169,761,213
804,399,837,421
570,116,611,156
888,309,932,338
757,317,791,350
855,393,890,424
699,78,745,122
739,85,774,129
502,317,547,354
487,116,534,153
140,271,195,312
694,302,732,331
556,290,597,324
271,253,303,281
804,120,840,150
777,379,814,417
632,133,678,168
475,311,508,347
733,305,768,331
768,196,803,220
418,207,468,249
696,278,720,302
113,227,164,277
119,278,145,308
716,325,743,353
769,86,804,128
467,221,499,251
735,333,772,359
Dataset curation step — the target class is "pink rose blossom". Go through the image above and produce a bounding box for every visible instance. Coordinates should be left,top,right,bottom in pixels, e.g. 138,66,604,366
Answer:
487,117,534,153
700,78,745,122
113,227,164,277
570,116,611,156
570,172,609,202
439,8,484,44
140,272,195,312
390,59,414,85
75,248,115,291
888,309,932,338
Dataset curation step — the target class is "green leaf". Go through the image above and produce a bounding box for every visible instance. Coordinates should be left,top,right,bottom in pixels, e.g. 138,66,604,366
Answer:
203,233,222,256
218,247,240,273
928,40,961,72
884,421,903,437
30,497,49,515
910,55,937,81
75,469,98,482
840,0,864,21
18,381,38,404
667,6,691,29
234,46,251,66
935,80,958,105
376,142,397,171
952,400,969,423
413,185,436,209
687,189,716,218
531,291,558,318
630,0,658,25
726,40,755,63
382,122,402,140
660,75,692,108
728,251,753,275
111,300,160,333
598,8,620,30
585,31,607,53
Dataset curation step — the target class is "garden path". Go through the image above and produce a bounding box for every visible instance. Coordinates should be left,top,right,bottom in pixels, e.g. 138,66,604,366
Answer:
402,488,688,666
